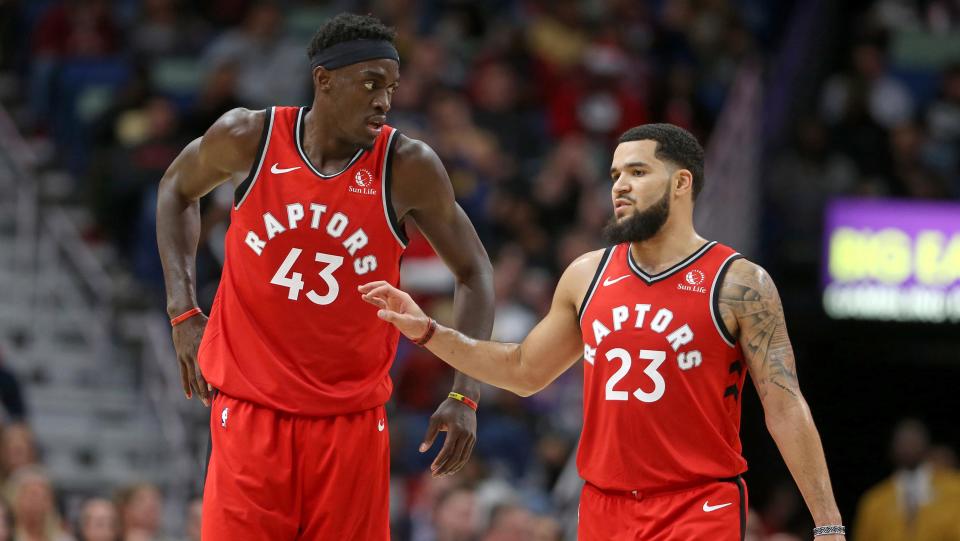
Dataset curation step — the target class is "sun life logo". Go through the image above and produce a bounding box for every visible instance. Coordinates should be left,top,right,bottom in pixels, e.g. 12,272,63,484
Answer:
355,169,374,187
349,169,377,195
685,270,705,286
678,269,707,293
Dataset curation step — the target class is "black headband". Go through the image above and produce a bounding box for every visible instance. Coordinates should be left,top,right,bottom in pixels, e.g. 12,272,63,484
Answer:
310,39,400,70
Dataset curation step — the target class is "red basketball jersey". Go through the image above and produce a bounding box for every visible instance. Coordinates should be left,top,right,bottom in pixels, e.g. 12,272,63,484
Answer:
198,106,407,416
577,241,747,492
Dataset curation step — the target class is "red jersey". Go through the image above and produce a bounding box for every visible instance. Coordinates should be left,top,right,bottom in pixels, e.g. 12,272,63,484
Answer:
199,106,407,416
577,241,747,492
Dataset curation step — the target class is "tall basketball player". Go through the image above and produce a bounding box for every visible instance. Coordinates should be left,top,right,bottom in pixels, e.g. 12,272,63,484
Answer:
361,124,847,540
156,14,493,540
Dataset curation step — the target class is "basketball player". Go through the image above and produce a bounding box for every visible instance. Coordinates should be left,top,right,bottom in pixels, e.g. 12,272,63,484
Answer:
156,14,494,540
361,124,847,540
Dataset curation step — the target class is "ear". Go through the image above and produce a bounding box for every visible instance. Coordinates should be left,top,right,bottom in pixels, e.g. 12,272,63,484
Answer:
673,169,694,198
314,66,333,92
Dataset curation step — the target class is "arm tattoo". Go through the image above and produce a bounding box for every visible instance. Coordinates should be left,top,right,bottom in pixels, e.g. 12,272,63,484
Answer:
719,262,799,400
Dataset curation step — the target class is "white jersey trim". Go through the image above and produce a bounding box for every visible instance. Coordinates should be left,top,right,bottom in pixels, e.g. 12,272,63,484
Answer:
578,246,615,325
234,107,275,210
380,129,407,248
710,252,743,348
626,240,717,284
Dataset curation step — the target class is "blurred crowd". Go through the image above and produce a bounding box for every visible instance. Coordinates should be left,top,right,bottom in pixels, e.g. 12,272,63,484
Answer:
0,0,959,540
0,422,202,541
765,0,960,277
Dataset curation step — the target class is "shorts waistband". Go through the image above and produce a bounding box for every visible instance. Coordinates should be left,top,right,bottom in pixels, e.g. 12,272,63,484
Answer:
586,475,743,501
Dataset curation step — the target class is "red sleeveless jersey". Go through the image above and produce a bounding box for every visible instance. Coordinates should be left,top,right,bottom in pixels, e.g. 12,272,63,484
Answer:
198,106,407,416
577,241,747,492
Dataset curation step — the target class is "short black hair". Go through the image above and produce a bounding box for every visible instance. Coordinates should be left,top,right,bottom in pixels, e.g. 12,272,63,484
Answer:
618,124,705,201
307,13,396,59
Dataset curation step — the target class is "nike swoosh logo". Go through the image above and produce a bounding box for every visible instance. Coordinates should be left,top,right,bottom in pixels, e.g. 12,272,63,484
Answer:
377,419,385,432
702,501,733,512
271,163,301,174
603,275,630,287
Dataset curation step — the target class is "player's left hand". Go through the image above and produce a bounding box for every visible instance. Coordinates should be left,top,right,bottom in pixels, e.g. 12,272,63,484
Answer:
420,395,477,477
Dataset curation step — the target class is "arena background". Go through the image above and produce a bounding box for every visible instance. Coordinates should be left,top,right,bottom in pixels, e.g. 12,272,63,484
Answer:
0,0,958,540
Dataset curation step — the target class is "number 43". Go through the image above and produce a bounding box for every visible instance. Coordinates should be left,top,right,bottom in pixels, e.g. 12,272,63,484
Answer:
270,248,343,305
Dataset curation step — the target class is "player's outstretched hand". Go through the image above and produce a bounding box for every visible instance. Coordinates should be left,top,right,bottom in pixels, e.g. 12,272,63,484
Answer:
358,281,430,340
171,314,212,407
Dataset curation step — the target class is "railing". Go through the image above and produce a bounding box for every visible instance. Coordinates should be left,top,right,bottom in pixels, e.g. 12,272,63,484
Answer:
0,102,196,523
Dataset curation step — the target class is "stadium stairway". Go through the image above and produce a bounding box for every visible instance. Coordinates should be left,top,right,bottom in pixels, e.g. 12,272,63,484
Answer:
0,104,201,528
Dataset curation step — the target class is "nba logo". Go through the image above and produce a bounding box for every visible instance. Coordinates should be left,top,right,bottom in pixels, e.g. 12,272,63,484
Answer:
221,407,229,429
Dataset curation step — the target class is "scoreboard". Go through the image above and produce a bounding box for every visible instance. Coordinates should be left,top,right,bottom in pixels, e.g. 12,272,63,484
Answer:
823,198,960,323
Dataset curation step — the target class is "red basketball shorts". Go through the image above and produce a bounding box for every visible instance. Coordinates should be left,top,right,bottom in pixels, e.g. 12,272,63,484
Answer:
578,477,748,541
201,392,390,541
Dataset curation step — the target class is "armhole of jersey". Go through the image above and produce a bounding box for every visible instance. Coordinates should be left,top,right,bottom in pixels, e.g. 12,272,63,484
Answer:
233,107,274,210
711,253,743,348
381,129,408,247
577,247,614,324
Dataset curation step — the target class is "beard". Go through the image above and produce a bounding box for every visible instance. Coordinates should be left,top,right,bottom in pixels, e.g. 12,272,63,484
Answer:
602,185,671,245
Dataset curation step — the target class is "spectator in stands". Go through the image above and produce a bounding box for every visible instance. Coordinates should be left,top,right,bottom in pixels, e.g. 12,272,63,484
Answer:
767,117,858,271
821,38,915,129
199,1,308,107
129,0,209,61
853,419,960,541
432,486,478,541
76,497,119,541
888,121,950,197
115,483,173,541
8,466,71,541
27,0,121,129
530,515,562,541
1,422,38,486
481,503,534,541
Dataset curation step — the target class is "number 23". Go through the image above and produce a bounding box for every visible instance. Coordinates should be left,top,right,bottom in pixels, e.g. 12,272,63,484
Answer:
604,348,666,402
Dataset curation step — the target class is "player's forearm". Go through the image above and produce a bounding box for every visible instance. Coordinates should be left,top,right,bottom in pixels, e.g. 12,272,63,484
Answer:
447,262,495,398
424,323,532,396
765,397,843,526
157,179,203,318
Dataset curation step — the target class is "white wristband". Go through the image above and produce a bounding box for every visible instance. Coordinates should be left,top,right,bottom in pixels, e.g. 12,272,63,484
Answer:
813,525,845,536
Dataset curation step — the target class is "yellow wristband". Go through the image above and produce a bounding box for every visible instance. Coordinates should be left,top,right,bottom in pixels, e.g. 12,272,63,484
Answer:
447,392,478,411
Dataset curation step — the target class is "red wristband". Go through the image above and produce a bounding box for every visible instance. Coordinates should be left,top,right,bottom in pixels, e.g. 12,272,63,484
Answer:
413,318,437,346
448,392,478,411
170,307,203,326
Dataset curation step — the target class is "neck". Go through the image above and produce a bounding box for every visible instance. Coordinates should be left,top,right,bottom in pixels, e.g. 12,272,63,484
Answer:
628,216,705,275
302,102,363,172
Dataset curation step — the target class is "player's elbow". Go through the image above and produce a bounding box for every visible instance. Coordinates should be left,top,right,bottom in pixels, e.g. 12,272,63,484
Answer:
511,369,549,397
511,382,540,397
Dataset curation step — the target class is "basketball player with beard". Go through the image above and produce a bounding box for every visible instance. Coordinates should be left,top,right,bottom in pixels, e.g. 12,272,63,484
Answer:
360,124,846,540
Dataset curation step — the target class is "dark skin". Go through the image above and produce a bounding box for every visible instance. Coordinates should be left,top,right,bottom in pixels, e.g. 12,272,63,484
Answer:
156,58,494,476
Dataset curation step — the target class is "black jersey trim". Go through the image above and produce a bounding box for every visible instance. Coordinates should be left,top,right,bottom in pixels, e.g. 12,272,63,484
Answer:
718,475,747,541
294,107,364,179
577,247,614,323
711,253,743,348
382,129,408,247
233,107,274,210
626,241,717,284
